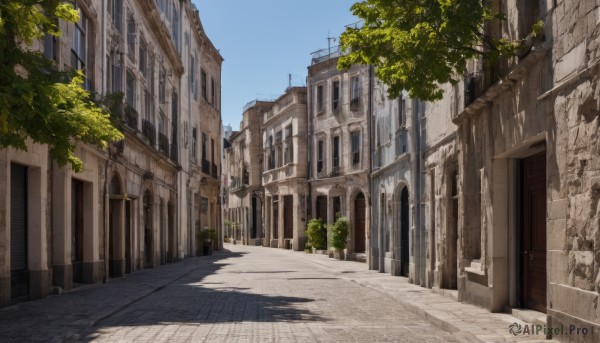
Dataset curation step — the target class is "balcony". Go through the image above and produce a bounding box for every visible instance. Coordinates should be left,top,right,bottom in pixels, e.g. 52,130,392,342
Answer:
395,130,408,156
329,165,340,177
201,159,210,175
170,141,178,162
211,163,218,179
142,119,156,147
124,104,138,130
158,133,169,156
229,176,245,192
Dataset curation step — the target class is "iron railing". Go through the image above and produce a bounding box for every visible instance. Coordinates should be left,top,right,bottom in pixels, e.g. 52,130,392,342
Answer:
158,133,169,156
142,119,156,147
201,159,210,175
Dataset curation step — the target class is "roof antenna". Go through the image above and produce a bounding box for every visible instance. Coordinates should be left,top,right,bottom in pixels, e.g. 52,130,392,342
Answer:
288,73,292,88
327,31,337,56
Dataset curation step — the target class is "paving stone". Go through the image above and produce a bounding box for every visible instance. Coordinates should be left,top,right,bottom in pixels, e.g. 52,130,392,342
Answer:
0,245,553,342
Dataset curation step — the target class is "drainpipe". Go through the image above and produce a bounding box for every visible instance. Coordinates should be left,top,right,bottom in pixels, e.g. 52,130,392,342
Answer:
101,0,109,285
368,66,382,273
412,99,424,285
306,75,312,220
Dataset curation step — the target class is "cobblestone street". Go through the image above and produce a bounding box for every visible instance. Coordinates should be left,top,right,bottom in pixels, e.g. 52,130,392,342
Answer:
0,245,547,342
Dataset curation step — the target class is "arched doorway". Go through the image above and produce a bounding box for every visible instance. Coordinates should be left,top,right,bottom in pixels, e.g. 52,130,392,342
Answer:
143,190,153,268
399,187,410,277
354,192,366,253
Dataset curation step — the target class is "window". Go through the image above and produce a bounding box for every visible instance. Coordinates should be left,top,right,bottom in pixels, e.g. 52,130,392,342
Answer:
351,131,360,166
332,136,340,170
284,125,293,164
192,127,197,161
144,90,152,121
201,132,207,161
317,140,324,173
211,79,215,104
71,7,88,89
149,54,155,95
316,85,324,112
520,0,540,39
267,136,275,170
159,67,166,103
351,76,360,106
127,14,136,58
43,33,57,61
191,55,197,100
157,0,168,15
139,38,147,79
275,130,283,168
126,70,136,107
159,112,167,135
398,99,406,128
171,5,180,52
201,70,207,100
211,138,215,163
111,52,121,93
109,0,122,33
332,81,340,111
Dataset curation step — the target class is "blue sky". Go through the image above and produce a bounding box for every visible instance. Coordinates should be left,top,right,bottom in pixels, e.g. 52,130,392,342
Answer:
193,0,357,130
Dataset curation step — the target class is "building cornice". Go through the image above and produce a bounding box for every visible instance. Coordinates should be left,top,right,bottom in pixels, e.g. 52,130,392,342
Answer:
135,0,184,76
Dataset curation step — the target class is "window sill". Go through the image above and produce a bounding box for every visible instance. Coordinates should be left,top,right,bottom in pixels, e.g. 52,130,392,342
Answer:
465,260,485,276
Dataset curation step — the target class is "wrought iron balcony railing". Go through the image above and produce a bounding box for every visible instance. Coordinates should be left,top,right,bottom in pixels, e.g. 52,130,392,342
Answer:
142,119,156,147
158,133,169,156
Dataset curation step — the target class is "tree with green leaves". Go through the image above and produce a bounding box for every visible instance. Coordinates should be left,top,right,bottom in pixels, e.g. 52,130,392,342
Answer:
0,0,123,172
338,0,543,101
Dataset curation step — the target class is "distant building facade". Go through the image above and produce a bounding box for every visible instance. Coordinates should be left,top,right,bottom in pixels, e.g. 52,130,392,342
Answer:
307,50,370,261
224,101,273,245
262,87,309,251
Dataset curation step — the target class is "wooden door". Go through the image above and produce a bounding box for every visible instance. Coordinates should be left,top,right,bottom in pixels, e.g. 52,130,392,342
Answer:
272,197,279,239
283,196,293,239
316,196,328,245
10,164,29,300
72,180,84,283
522,152,547,313
144,191,153,268
316,196,327,222
354,193,366,253
125,201,132,273
400,187,410,277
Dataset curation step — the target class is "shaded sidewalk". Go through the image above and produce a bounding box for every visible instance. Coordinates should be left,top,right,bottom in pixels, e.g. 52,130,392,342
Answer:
0,252,236,342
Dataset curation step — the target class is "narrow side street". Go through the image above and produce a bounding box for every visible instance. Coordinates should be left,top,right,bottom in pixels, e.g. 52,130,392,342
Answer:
0,245,548,342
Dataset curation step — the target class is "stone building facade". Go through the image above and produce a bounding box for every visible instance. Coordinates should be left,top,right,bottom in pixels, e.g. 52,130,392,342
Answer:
414,0,600,338
224,101,273,245
307,50,370,261
0,0,221,307
185,13,223,254
262,87,309,251
420,82,460,292
370,81,420,279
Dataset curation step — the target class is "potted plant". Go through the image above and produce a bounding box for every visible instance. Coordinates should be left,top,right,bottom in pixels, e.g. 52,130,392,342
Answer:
329,216,350,260
198,229,217,256
306,218,327,253
223,220,233,243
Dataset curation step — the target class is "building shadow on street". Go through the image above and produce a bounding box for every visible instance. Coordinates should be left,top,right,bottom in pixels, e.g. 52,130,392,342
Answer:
0,248,328,342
